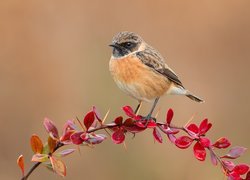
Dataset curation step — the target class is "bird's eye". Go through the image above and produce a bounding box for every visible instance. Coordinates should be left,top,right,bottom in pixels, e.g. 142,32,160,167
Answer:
124,42,132,48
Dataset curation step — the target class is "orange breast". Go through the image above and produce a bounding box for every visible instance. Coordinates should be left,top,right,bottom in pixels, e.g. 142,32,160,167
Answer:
109,55,171,102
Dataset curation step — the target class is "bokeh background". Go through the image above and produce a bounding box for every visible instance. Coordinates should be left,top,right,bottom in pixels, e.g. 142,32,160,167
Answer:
1,0,249,179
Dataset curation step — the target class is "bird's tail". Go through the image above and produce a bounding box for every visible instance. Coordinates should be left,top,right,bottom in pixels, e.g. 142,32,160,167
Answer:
186,91,204,103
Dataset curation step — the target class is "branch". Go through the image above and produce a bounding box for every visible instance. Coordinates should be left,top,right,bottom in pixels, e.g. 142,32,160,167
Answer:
17,106,250,180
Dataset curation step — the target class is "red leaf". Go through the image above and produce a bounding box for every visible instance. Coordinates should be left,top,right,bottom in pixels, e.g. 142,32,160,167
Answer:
222,146,247,159
50,156,66,177
56,149,76,157
209,150,218,166
160,126,179,135
228,171,241,180
64,119,76,129
186,123,199,134
70,132,84,145
153,128,162,143
114,116,123,125
175,136,193,149
123,118,145,133
245,171,250,180
85,134,107,144
213,137,231,149
30,134,43,154
44,118,59,139
193,142,206,161
233,164,249,175
112,128,125,144
83,111,95,130
124,125,146,133
167,133,177,143
199,137,211,148
60,130,75,144
147,121,157,128
122,106,136,118
135,121,146,128
62,120,76,134
48,136,57,153
222,160,235,171
80,133,87,141
17,155,25,177
199,119,212,135
60,120,76,143
123,118,135,127
166,108,174,124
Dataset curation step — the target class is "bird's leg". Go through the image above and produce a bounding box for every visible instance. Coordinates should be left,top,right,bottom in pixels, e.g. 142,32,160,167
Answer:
134,101,142,115
143,97,160,122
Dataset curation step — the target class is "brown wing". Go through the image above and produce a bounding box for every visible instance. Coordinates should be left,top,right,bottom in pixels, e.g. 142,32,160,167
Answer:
136,48,184,88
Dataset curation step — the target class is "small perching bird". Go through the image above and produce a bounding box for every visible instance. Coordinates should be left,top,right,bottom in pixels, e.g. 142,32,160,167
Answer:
109,31,204,120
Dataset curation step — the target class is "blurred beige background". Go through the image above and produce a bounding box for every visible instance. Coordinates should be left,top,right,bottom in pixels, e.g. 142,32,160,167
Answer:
1,0,249,179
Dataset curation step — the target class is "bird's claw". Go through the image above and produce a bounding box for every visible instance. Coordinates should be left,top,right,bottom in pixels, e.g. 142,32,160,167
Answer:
140,114,156,127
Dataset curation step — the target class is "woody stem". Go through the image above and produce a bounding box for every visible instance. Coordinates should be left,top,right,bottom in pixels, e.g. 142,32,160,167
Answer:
20,124,119,180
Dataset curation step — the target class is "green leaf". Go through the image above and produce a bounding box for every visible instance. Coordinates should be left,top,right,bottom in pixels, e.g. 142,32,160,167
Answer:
31,153,49,162
42,143,50,154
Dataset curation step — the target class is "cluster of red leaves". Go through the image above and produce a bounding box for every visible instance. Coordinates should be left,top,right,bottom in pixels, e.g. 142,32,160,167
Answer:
17,106,249,180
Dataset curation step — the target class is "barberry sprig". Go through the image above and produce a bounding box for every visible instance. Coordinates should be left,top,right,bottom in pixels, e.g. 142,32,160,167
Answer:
17,106,249,180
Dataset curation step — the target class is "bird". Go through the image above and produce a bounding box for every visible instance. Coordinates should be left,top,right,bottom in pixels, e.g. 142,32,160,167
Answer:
109,31,204,121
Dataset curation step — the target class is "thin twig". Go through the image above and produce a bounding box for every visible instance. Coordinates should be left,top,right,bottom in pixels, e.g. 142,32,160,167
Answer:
21,142,63,180
20,124,118,180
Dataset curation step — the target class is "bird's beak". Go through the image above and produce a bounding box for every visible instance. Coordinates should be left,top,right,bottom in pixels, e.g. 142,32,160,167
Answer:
109,43,124,52
109,43,128,56
109,43,119,49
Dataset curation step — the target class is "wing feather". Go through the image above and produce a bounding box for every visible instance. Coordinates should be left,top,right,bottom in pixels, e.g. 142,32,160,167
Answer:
136,48,184,87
